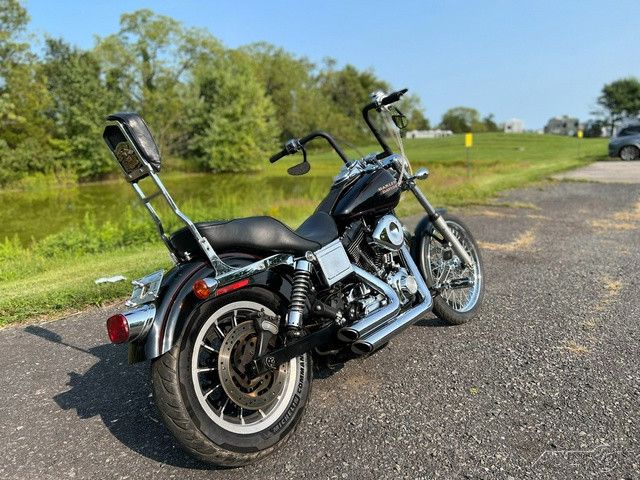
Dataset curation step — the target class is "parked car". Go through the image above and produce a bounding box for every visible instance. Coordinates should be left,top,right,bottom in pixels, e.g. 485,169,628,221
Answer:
609,124,640,160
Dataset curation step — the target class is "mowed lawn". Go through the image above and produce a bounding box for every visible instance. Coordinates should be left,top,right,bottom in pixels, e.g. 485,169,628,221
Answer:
0,133,607,325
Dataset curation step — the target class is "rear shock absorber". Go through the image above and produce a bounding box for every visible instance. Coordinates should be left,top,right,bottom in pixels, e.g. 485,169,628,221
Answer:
286,259,313,336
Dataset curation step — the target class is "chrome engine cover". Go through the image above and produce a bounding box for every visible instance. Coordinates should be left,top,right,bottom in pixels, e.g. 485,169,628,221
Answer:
386,267,418,305
372,214,404,251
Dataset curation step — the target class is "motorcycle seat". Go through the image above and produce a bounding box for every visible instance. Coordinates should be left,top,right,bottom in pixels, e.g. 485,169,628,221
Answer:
170,211,338,257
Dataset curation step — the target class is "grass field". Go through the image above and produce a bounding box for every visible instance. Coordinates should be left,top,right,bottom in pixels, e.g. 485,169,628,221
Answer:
0,133,607,326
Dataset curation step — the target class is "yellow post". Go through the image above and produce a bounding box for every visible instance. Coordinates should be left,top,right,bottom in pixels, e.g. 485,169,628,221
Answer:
577,129,583,157
464,133,473,176
464,133,473,148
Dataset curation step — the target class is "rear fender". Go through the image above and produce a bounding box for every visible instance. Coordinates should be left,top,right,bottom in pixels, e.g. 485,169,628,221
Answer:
138,254,293,362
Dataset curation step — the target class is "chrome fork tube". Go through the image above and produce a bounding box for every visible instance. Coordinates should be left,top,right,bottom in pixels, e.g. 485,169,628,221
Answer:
408,181,474,267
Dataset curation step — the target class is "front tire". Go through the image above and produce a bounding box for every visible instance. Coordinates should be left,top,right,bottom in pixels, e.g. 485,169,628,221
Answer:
620,145,640,161
151,287,312,467
418,214,484,325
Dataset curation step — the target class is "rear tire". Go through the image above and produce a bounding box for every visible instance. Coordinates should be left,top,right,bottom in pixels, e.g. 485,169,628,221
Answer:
620,145,640,161
151,287,312,467
417,214,484,325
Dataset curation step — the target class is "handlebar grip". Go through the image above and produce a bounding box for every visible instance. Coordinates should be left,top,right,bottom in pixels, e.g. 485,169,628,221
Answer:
381,88,408,106
269,149,288,163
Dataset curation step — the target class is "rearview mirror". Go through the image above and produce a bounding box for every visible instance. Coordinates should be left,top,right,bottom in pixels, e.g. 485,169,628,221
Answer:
413,167,429,181
392,108,408,130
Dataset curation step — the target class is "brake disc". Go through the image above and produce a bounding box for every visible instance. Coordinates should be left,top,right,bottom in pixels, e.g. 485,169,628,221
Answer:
217,321,288,410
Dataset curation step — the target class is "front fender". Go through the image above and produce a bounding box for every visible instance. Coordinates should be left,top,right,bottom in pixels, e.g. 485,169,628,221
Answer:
136,254,293,362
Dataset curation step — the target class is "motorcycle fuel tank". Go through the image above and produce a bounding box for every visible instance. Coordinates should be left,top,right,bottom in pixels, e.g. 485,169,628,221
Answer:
332,169,400,221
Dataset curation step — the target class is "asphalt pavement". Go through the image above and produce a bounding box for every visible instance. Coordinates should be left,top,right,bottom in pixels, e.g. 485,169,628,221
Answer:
1,175,639,479
553,160,640,183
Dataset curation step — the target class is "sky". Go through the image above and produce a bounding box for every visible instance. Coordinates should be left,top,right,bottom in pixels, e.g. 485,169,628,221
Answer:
23,0,640,129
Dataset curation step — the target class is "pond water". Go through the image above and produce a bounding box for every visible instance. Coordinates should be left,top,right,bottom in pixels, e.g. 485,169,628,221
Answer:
0,172,335,246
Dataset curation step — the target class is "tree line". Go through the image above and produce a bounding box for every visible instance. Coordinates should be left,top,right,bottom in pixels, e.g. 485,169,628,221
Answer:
0,1,434,185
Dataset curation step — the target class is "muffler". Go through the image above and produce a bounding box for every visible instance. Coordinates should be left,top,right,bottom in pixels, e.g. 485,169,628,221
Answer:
351,246,432,355
337,266,400,342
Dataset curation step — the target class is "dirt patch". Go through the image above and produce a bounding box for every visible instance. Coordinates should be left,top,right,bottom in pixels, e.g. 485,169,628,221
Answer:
474,209,515,218
589,219,636,231
479,230,536,252
613,200,640,222
561,340,590,355
589,200,640,231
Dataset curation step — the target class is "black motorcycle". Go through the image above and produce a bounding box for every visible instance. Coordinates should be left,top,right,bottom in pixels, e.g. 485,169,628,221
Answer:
102,88,484,466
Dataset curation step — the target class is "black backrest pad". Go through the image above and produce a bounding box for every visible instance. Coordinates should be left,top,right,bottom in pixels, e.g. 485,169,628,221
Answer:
106,112,161,172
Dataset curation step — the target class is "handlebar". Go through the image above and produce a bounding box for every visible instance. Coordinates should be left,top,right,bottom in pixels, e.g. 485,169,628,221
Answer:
362,88,408,156
269,149,288,163
269,131,349,165
380,88,408,106
270,88,408,165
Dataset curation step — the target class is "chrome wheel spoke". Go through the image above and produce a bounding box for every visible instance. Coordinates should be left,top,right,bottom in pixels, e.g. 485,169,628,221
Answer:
214,319,225,339
220,398,229,418
197,366,216,373
204,385,220,399
200,341,218,353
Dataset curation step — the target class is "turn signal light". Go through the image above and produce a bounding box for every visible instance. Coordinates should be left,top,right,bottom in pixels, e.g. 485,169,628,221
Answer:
193,277,249,299
106,314,129,344
193,279,213,299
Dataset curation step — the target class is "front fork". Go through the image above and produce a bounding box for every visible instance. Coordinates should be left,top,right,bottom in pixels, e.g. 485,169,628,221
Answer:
407,181,474,267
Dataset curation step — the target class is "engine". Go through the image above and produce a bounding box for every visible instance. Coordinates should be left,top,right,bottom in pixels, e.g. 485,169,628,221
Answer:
341,217,418,323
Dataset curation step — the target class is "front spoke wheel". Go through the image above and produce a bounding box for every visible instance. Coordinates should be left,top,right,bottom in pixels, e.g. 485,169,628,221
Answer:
419,214,485,325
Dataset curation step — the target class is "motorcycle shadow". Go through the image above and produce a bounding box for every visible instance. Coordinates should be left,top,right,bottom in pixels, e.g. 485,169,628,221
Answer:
27,315,445,468
25,325,215,471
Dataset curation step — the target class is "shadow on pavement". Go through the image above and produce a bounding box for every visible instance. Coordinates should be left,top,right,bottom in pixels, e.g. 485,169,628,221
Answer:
24,325,213,470
414,315,449,328
24,315,448,469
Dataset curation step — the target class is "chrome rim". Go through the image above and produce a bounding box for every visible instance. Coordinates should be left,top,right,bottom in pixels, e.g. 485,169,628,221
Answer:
423,221,482,312
190,301,299,434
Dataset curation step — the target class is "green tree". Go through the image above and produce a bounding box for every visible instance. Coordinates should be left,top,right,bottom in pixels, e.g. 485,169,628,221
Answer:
94,9,224,155
317,61,390,142
396,94,430,131
43,38,119,179
482,113,499,132
597,78,640,131
242,42,318,140
0,0,55,184
185,51,279,172
0,0,30,79
440,106,481,133
408,109,430,130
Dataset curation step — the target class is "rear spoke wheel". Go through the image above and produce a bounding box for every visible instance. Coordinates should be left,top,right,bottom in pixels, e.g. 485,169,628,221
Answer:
190,304,294,432
152,288,313,467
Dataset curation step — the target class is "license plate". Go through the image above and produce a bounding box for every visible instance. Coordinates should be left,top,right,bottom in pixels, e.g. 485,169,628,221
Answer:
126,270,164,307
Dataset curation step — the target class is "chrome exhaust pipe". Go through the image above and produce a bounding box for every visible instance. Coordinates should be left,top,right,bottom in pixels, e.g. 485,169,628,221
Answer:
337,265,400,342
352,246,432,355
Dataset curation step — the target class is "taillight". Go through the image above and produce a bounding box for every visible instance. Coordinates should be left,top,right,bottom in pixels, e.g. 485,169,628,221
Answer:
216,278,250,296
106,314,129,344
